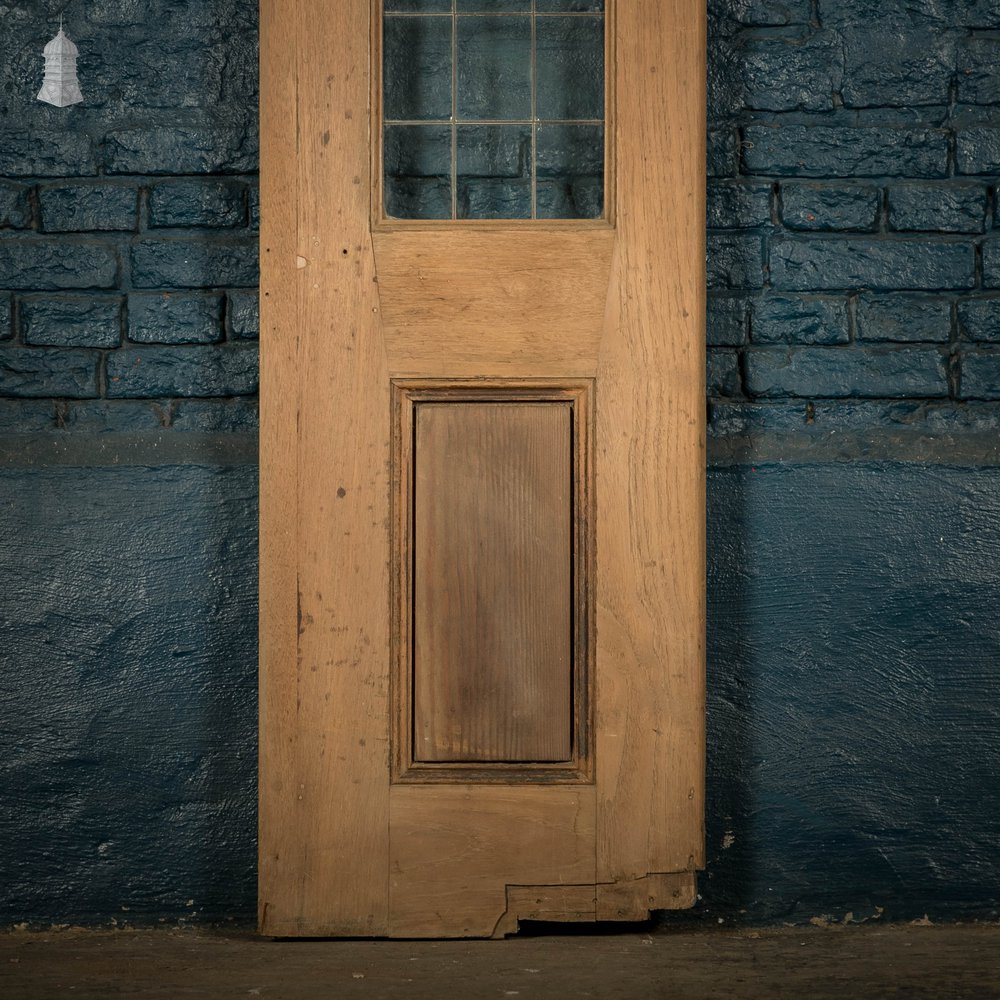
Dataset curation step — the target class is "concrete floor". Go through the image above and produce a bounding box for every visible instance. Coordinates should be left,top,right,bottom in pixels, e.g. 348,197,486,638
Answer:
1,924,998,999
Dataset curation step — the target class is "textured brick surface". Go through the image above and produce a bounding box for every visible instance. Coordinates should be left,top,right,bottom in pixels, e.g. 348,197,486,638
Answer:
128,293,225,345
780,184,880,232
961,351,1000,399
0,296,11,342
707,182,772,229
131,237,258,289
0,348,100,398
745,347,948,399
888,184,986,234
0,238,118,291
708,295,750,347
751,296,849,345
39,184,138,233
856,295,952,344
958,298,1000,343
149,180,247,229
956,129,1000,175
106,346,258,398
227,291,260,341
708,235,765,289
0,182,31,229
20,296,123,348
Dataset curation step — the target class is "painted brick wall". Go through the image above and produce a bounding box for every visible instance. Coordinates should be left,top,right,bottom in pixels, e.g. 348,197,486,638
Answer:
0,0,259,436
1,1,999,928
707,0,1000,435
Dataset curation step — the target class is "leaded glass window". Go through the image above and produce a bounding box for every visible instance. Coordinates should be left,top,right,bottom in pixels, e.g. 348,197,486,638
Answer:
381,1,606,221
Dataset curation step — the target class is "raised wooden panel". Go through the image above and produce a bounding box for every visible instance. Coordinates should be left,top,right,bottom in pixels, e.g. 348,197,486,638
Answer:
372,229,614,378
388,785,596,938
413,402,573,763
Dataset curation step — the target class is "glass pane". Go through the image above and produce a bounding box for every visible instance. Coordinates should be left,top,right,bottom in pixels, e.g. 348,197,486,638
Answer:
385,125,453,219
457,16,532,120
536,16,604,121
383,16,452,121
382,2,607,220
457,125,533,219
536,124,604,219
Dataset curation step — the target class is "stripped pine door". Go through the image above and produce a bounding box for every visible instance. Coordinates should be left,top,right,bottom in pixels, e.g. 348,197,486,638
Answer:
259,0,706,938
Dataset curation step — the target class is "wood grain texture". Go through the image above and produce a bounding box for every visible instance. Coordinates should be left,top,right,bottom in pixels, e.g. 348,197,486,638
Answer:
259,0,392,936
389,785,596,938
373,230,613,378
495,885,599,937
595,0,708,881
413,402,573,763
596,873,698,921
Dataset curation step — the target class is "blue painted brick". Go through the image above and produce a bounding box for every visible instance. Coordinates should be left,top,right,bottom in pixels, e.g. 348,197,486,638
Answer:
958,298,1000,342
745,346,948,398
835,24,957,109
104,125,259,176
20,296,123,349
0,348,101,399
128,293,225,345
726,0,812,24
752,296,849,345
856,295,952,343
0,296,10,342
0,238,118,291
227,291,259,341
0,130,97,178
982,240,1000,289
0,183,31,229
707,182,772,229
62,401,169,433
743,126,949,178
149,180,247,229
956,129,1000,174
249,186,260,230
708,349,743,397
961,350,1000,399
742,31,842,113
780,184,880,232
130,237,259,289
958,37,1000,105
106,346,259,398
770,238,975,292
889,184,986,233
0,400,57,433
708,295,750,347
170,399,260,433
708,129,738,178
39,185,138,234
708,235,765,289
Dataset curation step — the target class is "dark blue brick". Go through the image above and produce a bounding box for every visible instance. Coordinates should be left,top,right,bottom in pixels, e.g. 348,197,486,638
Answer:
708,295,750,347
128,293,224,345
958,37,1000,105
39,185,138,234
889,184,986,233
0,348,100,399
0,183,32,229
742,31,842,112
149,180,247,229
725,0,812,24
780,184,880,232
0,238,118,291
170,399,260,433
62,401,170,433
708,129,738,178
0,130,97,178
0,296,10,342
708,349,742,397
960,350,1000,399
104,124,258,176
958,298,1000,343
249,186,260,230
770,238,975,292
956,129,1000,175
20,296,123,349
0,400,57,433
856,295,952,343
752,296,849,345
981,240,1000,289
836,25,958,109
745,346,948,398
708,235,765,289
130,238,259,289
106,346,258,398
227,291,259,341
707,182,772,229
743,126,949,178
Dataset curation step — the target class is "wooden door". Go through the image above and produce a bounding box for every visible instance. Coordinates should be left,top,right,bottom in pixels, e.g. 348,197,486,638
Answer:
259,0,706,938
